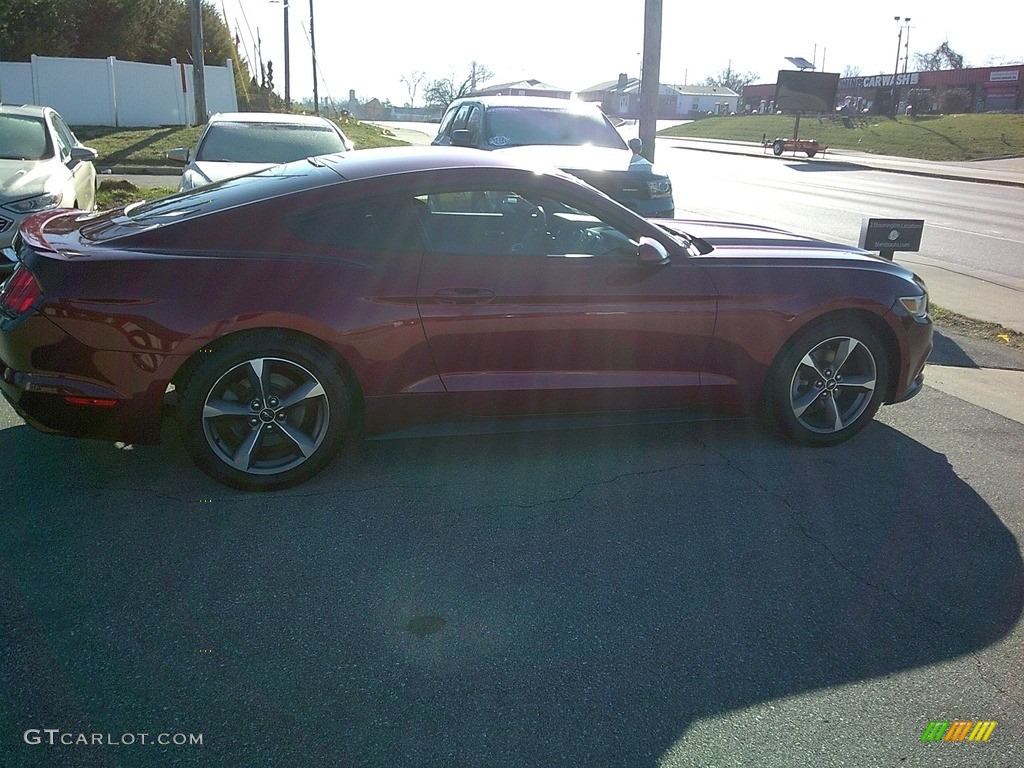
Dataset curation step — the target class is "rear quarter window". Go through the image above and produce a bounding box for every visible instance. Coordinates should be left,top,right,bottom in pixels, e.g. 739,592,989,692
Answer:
80,161,340,241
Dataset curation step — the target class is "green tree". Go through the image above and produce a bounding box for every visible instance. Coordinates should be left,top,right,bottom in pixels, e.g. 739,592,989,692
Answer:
0,0,74,59
0,0,256,112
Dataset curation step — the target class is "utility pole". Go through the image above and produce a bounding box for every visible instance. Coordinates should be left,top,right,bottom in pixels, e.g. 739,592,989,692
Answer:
309,0,318,114
638,0,663,163
189,0,208,124
284,1,291,108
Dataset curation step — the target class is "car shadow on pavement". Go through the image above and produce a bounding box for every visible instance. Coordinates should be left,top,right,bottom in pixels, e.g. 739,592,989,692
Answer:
0,416,1021,767
929,328,980,367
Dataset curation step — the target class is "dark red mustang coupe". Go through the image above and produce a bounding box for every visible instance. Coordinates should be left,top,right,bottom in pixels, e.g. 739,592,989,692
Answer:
0,147,932,490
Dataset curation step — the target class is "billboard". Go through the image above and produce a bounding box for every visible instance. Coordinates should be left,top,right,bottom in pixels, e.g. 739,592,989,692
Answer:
775,71,840,113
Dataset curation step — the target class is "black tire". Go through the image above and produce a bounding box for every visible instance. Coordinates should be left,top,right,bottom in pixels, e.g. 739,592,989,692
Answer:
806,149,818,158
178,332,351,490
764,319,888,446
772,140,785,156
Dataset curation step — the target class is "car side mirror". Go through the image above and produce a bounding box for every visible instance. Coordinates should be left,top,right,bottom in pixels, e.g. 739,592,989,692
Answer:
628,137,643,155
166,147,190,165
70,145,97,163
451,129,474,147
638,236,670,265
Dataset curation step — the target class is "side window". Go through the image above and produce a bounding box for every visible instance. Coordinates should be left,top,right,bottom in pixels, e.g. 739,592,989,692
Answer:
435,107,458,143
417,187,639,258
288,195,427,253
465,105,483,144
50,114,76,159
452,105,473,131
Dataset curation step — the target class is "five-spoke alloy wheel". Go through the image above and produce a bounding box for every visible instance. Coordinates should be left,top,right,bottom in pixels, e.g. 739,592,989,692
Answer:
766,320,889,446
179,334,350,490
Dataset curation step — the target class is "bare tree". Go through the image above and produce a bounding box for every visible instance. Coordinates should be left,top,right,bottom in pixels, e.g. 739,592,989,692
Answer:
842,65,862,78
914,41,965,71
467,60,493,93
423,62,495,109
984,55,1024,66
401,70,425,108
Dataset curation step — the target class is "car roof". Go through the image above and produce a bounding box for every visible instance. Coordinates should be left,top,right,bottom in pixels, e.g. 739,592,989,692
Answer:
0,103,51,118
449,95,604,112
207,111,337,126
320,145,565,181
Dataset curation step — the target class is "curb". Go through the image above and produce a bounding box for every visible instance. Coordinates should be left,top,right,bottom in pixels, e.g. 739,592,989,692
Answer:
99,167,182,176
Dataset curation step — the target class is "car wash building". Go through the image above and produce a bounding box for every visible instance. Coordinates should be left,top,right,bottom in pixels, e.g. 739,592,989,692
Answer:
837,64,1022,114
742,64,1022,115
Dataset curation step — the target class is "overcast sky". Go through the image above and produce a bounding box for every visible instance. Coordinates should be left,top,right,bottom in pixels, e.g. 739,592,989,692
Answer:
216,0,1023,106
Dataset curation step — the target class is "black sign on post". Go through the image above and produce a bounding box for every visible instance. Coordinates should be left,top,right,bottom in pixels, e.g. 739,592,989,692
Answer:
859,218,924,260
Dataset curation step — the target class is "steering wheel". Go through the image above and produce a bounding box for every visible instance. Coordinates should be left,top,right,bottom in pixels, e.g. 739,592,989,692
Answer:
571,226,599,252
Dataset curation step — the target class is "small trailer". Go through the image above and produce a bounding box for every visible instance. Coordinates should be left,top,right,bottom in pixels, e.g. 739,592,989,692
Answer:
761,112,827,158
763,135,827,158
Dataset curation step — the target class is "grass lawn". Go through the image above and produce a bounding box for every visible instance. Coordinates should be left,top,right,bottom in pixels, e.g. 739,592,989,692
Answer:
75,117,408,168
95,180,178,210
659,113,1024,162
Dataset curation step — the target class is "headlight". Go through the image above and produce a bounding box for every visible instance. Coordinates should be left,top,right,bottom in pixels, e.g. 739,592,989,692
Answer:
3,192,63,214
898,293,929,319
646,178,672,199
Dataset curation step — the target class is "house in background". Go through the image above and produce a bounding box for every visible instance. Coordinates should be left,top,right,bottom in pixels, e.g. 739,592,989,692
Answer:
578,74,739,119
470,79,571,99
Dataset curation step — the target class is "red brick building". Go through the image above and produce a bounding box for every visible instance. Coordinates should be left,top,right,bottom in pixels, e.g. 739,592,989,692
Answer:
741,64,1023,115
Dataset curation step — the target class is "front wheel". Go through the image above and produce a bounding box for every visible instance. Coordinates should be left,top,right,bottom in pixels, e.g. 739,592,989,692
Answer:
178,333,351,490
772,140,786,156
765,320,889,446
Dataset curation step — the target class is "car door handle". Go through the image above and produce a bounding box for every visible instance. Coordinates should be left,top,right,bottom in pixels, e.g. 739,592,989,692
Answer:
433,288,496,304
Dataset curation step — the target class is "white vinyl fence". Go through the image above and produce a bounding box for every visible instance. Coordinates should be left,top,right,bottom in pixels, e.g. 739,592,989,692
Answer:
0,55,238,127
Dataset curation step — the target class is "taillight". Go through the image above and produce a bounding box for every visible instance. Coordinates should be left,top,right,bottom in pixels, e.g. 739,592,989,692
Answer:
0,266,42,316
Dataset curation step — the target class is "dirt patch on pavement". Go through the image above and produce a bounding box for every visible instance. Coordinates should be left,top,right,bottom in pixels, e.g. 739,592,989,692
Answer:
931,305,1024,354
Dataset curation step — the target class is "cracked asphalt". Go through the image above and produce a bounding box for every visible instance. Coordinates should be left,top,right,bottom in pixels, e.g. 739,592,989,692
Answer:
1,336,1022,767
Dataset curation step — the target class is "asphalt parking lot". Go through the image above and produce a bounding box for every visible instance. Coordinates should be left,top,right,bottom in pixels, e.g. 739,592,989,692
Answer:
1,330,1022,766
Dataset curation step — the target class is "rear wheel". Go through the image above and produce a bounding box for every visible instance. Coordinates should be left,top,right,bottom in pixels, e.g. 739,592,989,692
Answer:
765,320,888,446
772,140,785,156
178,333,350,490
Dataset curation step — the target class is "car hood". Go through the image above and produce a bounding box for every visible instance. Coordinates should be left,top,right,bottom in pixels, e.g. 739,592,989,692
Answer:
656,218,867,252
0,158,57,201
656,217,918,272
494,144,658,175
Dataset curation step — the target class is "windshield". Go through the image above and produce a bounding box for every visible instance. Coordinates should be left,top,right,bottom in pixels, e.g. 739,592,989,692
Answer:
0,115,51,160
484,106,627,150
195,121,347,164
